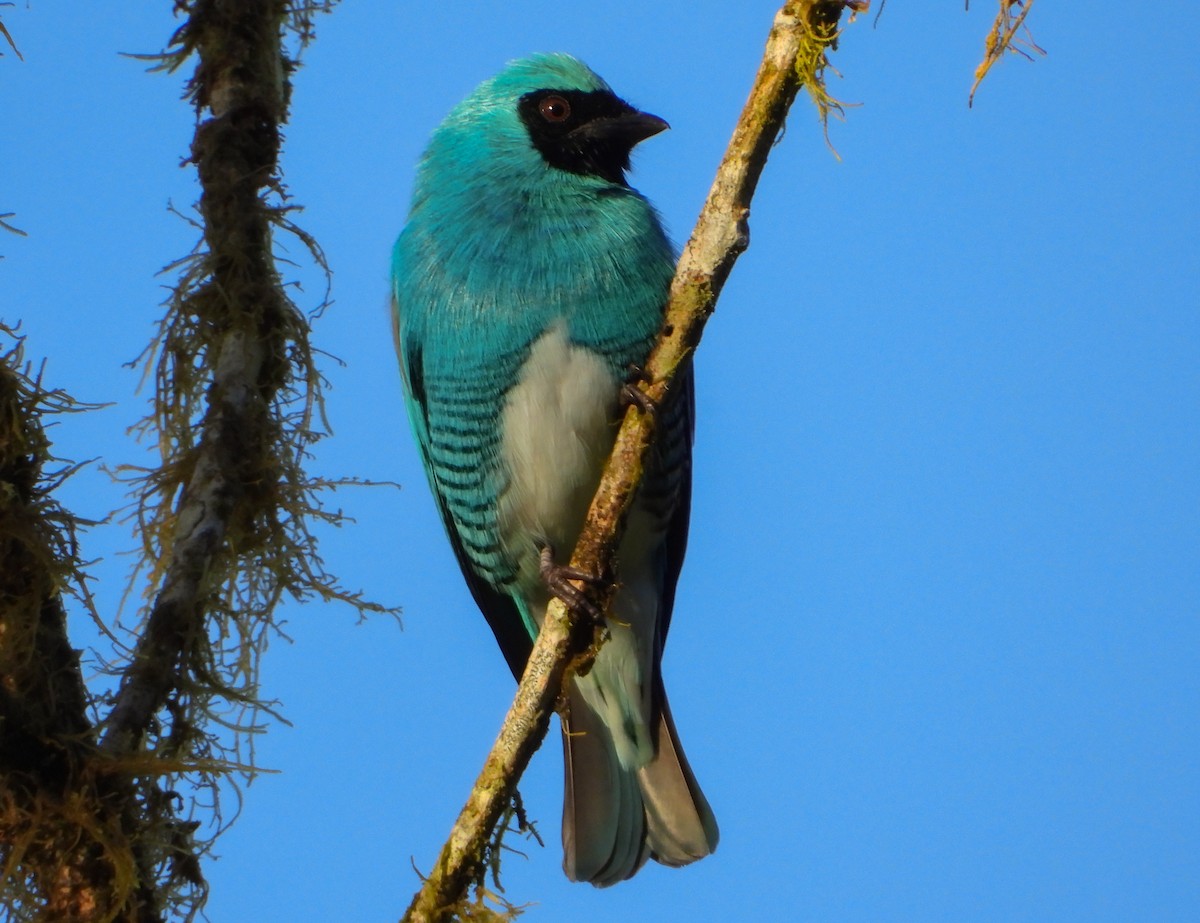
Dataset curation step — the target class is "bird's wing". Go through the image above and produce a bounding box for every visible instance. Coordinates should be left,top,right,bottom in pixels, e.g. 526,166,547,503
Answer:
638,360,696,648
398,324,535,678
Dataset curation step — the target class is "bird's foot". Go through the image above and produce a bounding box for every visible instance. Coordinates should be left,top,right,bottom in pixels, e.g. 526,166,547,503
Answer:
620,364,658,418
539,545,603,621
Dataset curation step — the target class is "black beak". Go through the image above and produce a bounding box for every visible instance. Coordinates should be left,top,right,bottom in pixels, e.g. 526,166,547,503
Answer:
574,109,669,147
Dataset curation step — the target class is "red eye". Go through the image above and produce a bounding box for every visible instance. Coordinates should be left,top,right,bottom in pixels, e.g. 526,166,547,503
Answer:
538,95,571,122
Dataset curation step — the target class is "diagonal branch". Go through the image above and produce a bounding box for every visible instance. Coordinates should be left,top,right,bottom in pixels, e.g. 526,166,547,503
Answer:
401,3,865,920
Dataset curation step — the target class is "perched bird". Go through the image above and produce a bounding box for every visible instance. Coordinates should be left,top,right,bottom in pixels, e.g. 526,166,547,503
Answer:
391,53,717,885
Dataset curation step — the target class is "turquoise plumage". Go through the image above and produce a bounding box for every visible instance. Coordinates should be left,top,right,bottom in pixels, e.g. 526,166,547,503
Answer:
391,53,717,885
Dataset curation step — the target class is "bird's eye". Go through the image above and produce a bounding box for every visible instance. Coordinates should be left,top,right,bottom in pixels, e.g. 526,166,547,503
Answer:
538,95,571,123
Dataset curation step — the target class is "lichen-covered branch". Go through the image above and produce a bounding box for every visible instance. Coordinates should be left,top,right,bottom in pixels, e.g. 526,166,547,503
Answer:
4,3,396,917
83,0,390,916
400,3,866,920
103,0,391,751
99,0,297,758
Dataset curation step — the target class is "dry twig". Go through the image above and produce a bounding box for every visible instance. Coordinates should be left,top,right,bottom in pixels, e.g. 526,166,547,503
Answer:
969,0,1045,106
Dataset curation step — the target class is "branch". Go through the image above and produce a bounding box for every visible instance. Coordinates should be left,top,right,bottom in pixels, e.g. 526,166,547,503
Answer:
401,3,865,919
100,0,291,753
94,1,395,916
7,3,389,917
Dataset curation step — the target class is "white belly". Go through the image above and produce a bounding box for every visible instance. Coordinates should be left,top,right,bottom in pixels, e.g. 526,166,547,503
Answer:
498,322,660,769
497,322,620,594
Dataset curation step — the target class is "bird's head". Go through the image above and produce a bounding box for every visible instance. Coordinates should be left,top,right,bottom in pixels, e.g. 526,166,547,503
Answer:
424,53,668,189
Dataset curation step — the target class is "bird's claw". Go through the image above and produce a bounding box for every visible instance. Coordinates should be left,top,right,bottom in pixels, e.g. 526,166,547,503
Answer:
620,364,658,418
539,545,603,621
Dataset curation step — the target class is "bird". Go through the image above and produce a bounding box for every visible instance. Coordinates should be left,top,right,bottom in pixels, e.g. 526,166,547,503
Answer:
391,53,717,886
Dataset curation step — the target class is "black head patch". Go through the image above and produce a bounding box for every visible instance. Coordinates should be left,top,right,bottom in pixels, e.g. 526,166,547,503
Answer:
517,88,667,185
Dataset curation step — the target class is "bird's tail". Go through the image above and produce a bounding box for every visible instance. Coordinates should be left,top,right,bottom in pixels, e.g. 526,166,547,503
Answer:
560,674,718,886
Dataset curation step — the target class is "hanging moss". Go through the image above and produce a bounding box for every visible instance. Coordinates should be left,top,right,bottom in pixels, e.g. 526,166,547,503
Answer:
95,1,396,916
3,2,396,919
0,327,152,921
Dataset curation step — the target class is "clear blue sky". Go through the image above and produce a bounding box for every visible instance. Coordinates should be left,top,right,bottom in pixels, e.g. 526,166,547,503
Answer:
5,3,1198,921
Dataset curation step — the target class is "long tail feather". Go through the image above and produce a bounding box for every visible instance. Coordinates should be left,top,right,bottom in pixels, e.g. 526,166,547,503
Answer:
639,678,719,866
561,678,717,886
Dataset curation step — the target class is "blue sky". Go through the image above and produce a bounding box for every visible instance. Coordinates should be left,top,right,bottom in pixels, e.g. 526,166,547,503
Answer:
5,3,1198,921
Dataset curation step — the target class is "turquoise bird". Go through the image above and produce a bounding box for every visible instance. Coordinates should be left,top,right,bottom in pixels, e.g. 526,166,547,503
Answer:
391,53,717,885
